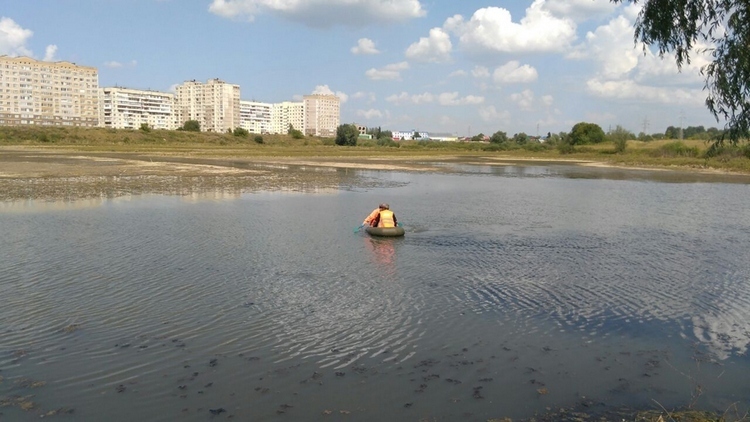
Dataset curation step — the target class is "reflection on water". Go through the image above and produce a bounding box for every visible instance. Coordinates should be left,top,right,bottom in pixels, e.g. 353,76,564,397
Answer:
1,165,750,421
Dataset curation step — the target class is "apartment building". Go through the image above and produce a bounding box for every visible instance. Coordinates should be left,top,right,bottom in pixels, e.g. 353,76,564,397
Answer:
303,94,340,137
175,78,240,132
239,100,272,134
271,101,304,135
99,87,177,130
0,55,99,127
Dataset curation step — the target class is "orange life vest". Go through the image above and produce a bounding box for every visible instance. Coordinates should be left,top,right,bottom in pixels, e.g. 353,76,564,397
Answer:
378,210,395,228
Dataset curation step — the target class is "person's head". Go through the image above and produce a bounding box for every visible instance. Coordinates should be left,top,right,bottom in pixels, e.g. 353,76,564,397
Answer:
379,203,390,210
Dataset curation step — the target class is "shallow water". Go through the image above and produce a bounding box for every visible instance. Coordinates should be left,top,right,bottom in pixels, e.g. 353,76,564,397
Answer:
1,164,750,421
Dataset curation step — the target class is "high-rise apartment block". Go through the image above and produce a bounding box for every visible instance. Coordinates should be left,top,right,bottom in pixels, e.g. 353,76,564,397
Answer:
0,55,99,127
239,100,272,134
303,94,340,137
272,101,305,135
99,87,177,130
175,78,240,132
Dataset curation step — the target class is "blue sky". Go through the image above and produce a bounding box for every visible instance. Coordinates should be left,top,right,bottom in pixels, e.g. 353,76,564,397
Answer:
1,0,723,137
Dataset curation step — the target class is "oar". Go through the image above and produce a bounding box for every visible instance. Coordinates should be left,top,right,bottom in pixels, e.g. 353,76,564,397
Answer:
354,224,365,233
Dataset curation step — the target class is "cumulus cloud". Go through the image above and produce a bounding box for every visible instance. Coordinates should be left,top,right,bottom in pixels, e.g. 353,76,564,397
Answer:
472,66,490,79
438,92,484,106
479,105,511,123
351,38,380,55
543,0,616,22
43,44,57,61
0,17,34,57
365,61,409,81
449,70,467,77
493,61,538,84
352,91,377,103
356,109,383,119
447,1,577,55
386,91,434,105
104,60,138,69
312,84,347,102
405,27,452,63
509,89,535,111
208,0,425,27
586,79,705,106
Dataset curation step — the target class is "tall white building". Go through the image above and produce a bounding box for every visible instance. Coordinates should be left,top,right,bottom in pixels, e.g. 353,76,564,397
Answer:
271,101,304,135
175,78,240,132
99,87,177,130
303,94,340,137
239,100,272,134
0,55,99,127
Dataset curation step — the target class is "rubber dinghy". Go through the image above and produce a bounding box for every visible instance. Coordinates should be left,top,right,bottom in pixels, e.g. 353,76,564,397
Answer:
365,226,405,237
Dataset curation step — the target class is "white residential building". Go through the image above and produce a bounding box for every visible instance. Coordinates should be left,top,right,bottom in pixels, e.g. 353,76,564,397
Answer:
99,87,177,130
0,55,99,127
392,130,429,140
175,78,240,132
303,94,340,137
271,101,304,134
239,100,272,134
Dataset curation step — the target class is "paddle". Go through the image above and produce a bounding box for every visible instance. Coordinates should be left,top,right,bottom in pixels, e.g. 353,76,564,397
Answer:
354,224,365,233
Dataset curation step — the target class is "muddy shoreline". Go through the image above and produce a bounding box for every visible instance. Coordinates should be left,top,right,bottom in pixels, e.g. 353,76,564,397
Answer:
2,146,749,201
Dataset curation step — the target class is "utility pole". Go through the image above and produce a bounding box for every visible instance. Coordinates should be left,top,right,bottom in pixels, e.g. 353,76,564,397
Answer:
642,116,650,135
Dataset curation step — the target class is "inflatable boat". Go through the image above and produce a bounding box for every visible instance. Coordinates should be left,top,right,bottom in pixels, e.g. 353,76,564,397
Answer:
365,226,405,237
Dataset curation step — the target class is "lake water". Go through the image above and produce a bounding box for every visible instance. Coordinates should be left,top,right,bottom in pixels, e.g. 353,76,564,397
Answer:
2,163,750,421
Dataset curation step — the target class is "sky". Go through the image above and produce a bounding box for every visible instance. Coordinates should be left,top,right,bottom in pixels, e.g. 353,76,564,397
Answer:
0,0,725,137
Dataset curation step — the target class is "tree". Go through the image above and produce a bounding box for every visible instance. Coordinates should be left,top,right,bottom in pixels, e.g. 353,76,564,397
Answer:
233,127,249,137
182,120,200,132
490,130,508,144
139,123,151,133
512,132,529,144
608,125,633,153
377,130,393,140
287,124,304,139
413,131,421,140
569,122,605,145
335,124,360,146
610,0,750,143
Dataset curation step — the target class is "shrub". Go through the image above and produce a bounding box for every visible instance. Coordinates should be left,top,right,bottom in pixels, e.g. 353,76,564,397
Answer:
652,141,700,158
233,128,249,137
254,135,264,144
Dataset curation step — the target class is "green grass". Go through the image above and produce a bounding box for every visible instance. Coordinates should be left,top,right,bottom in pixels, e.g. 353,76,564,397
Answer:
2,126,750,174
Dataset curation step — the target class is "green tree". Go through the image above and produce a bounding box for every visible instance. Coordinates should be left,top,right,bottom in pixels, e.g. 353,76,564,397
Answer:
182,120,200,132
377,130,393,140
471,133,486,142
608,125,632,153
413,131,421,140
569,122,605,145
335,124,359,146
610,0,750,143
233,127,249,137
139,123,151,133
490,130,508,144
512,132,529,144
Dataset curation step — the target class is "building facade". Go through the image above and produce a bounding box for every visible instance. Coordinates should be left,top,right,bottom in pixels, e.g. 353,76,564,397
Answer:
99,87,177,130
271,101,304,135
239,100,272,134
175,78,240,132
0,55,99,127
303,94,340,137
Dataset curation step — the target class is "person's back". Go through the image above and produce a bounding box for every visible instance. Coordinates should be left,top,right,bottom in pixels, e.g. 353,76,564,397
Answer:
363,203,397,227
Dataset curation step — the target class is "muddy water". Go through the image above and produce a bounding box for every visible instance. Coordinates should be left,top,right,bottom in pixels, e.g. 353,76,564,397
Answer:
1,164,750,421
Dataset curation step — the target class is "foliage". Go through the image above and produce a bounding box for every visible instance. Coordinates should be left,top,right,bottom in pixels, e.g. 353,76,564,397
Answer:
470,133,486,142
335,124,360,146
490,130,508,144
413,131,421,140
378,130,393,140
182,120,200,132
139,123,151,133
569,122,605,145
233,127,249,137
512,132,529,145
610,0,750,144
254,135,264,144
607,125,633,153
651,141,700,158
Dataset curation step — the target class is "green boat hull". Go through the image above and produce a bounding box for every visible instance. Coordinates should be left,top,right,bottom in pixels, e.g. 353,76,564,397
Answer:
365,226,405,237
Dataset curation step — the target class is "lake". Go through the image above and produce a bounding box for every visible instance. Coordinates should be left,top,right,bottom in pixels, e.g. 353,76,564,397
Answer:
1,163,750,421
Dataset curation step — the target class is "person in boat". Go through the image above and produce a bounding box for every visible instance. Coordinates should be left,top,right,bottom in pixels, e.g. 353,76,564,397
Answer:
363,203,398,228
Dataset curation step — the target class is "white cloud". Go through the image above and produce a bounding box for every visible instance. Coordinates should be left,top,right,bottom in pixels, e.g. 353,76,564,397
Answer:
509,89,535,111
438,92,484,106
208,0,425,27
43,44,57,61
352,91,377,103
0,17,33,57
351,38,380,55
385,91,434,105
541,95,554,107
449,70,467,77
104,60,137,69
543,0,616,22
447,1,577,54
586,79,705,106
493,61,538,84
312,84,347,102
356,109,383,119
479,105,511,123
365,61,409,81
472,66,490,79
405,27,452,63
